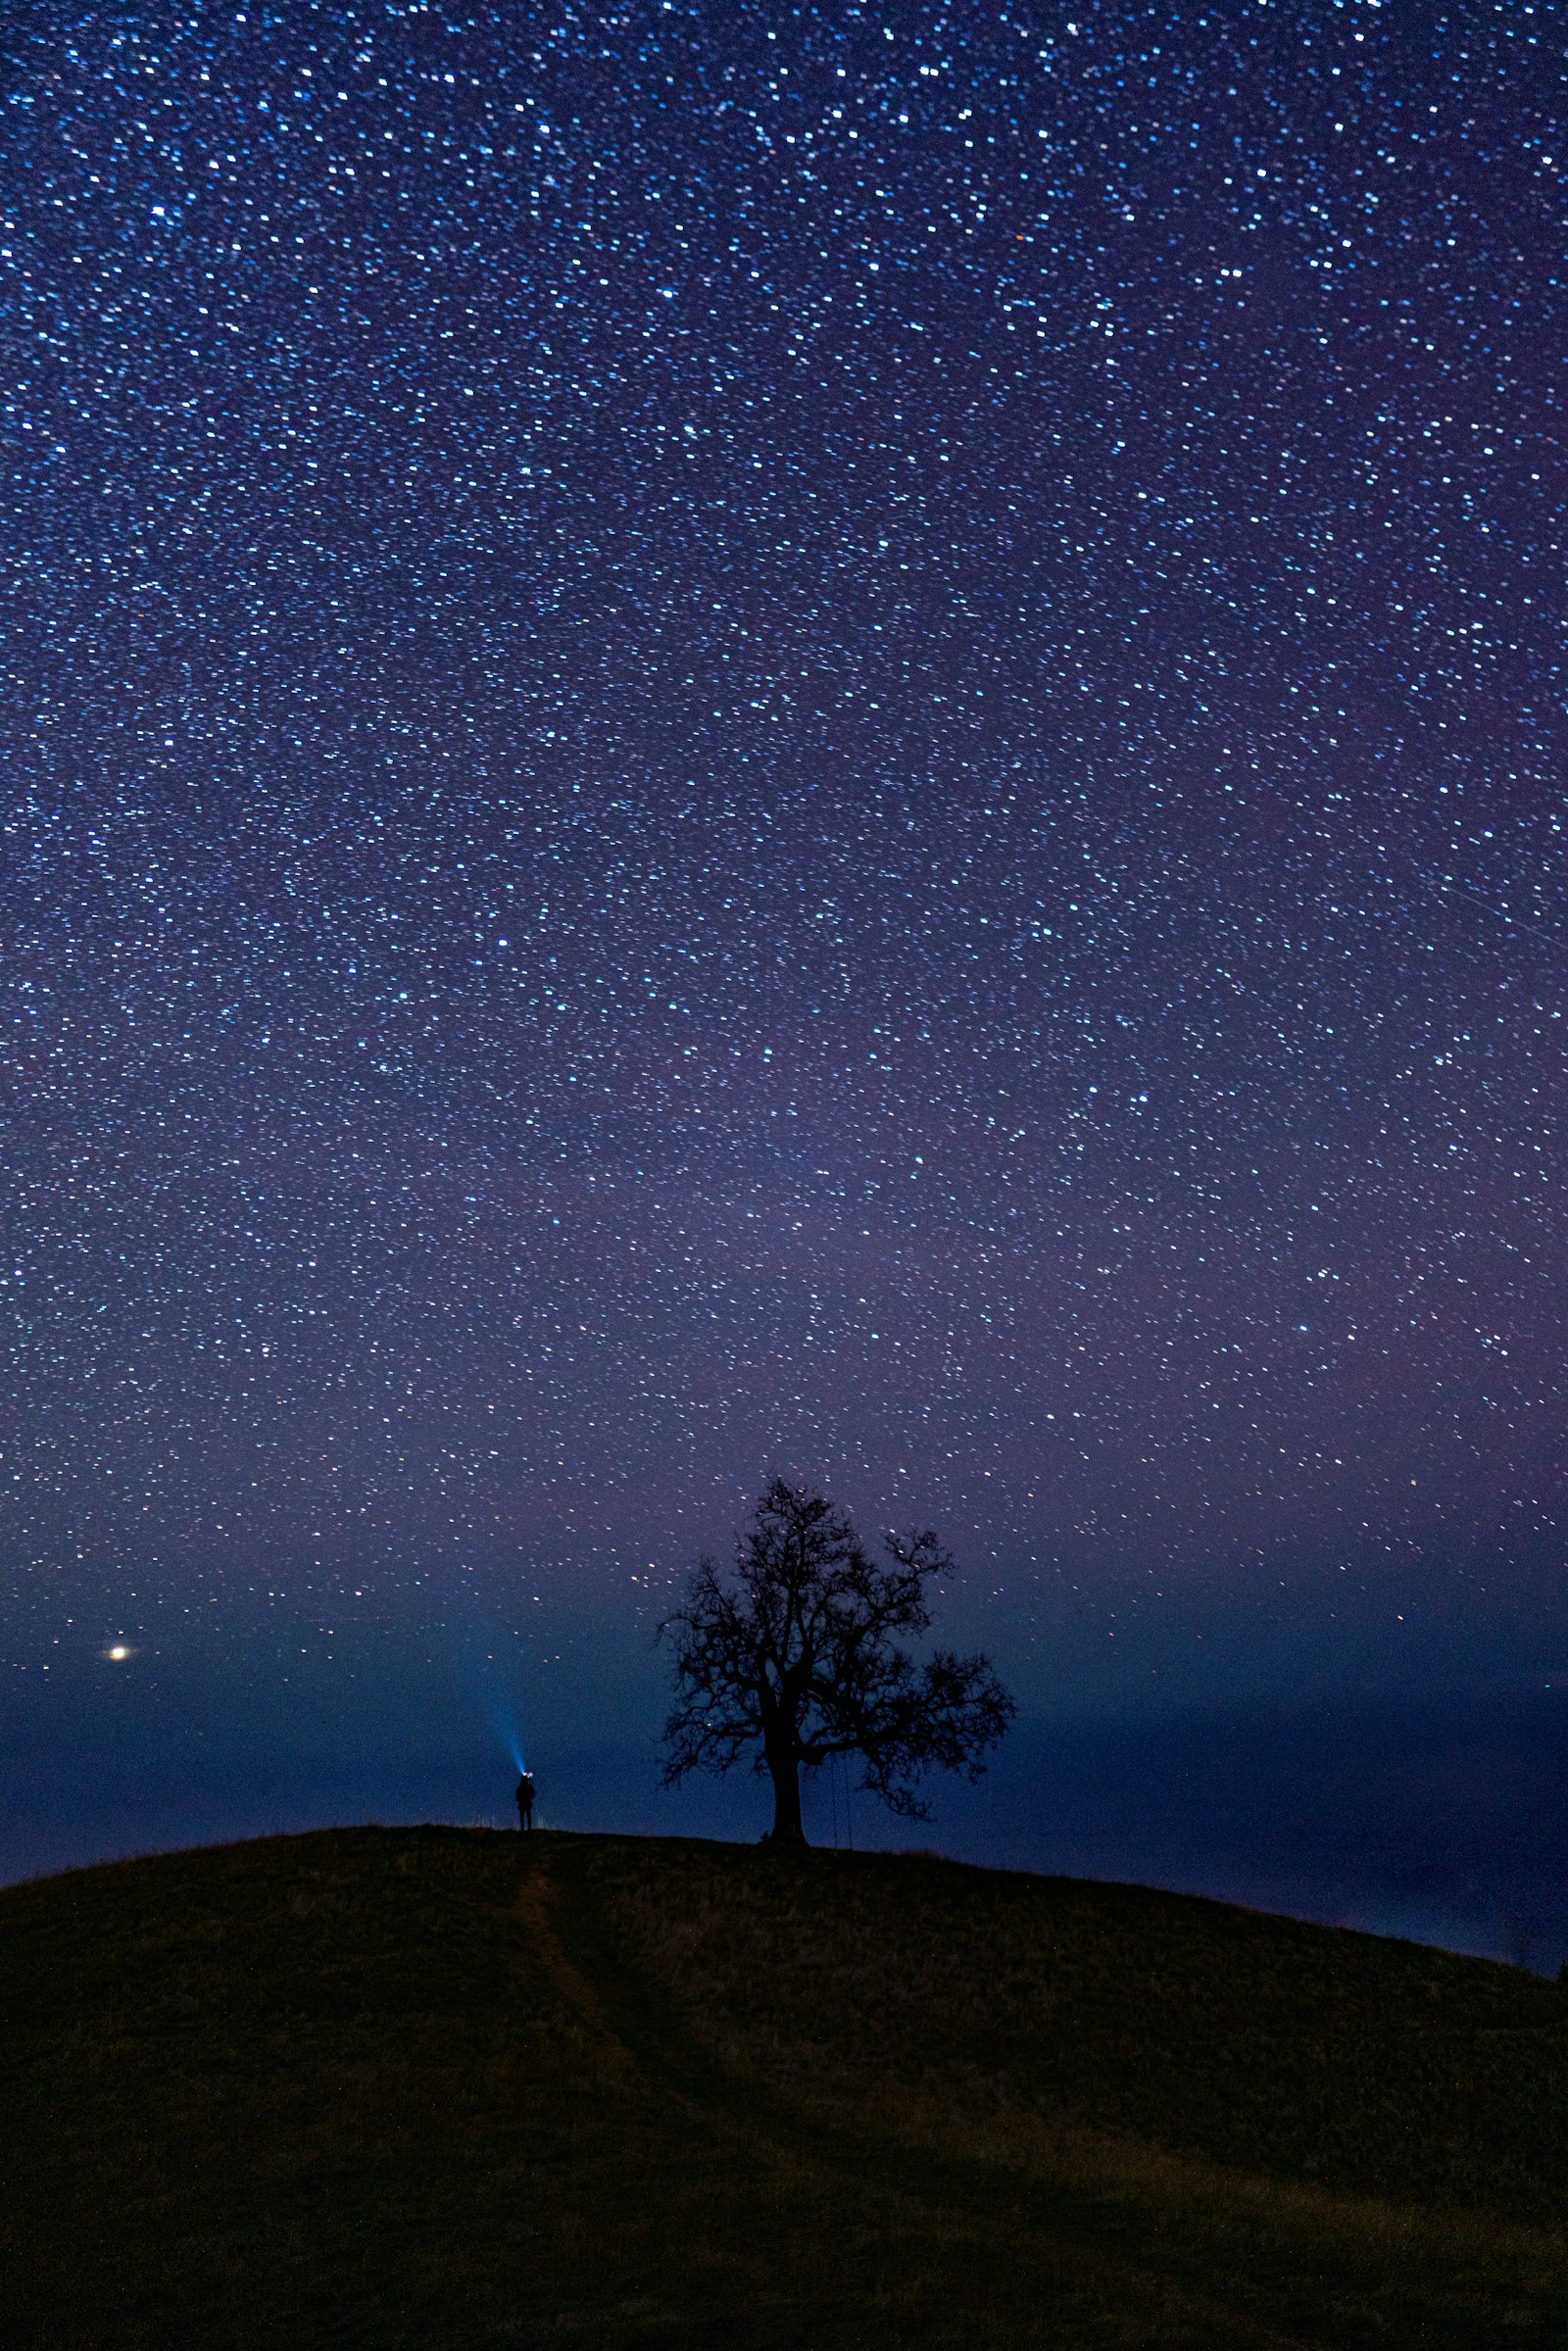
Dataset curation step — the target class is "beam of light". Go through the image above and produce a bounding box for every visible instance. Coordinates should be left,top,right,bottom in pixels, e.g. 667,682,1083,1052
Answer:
443,1624,527,1778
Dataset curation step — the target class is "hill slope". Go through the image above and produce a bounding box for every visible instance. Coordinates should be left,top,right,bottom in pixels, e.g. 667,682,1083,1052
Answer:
3,1827,1567,2347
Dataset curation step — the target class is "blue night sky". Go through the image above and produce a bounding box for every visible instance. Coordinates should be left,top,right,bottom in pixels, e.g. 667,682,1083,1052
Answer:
3,0,1565,1959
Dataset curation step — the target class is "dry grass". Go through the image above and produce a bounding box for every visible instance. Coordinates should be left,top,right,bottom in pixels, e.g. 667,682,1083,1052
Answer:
2,1826,1566,2347
577,1837,1568,2207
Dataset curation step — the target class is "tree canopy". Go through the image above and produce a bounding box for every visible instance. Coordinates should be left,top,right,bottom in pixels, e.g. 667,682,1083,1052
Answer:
659,1478,1014,1845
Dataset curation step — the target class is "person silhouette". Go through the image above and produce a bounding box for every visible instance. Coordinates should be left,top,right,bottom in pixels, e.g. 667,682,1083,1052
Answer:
514,1770,536,1832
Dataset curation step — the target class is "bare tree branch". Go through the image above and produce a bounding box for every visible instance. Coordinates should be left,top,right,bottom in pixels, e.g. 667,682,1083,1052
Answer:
658,1479,1014,1844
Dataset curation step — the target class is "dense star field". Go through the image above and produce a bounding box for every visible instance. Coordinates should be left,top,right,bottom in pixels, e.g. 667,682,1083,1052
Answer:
3,3,1564,1919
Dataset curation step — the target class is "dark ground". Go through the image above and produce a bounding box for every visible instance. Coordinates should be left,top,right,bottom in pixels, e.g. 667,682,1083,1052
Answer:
4,1827,1568,2347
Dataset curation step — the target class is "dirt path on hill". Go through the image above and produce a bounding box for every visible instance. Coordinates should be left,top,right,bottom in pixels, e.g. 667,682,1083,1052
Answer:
513,1837,1348,2351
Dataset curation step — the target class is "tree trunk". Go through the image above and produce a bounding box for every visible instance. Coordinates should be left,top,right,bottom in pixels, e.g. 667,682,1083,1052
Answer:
765,1741,807,1845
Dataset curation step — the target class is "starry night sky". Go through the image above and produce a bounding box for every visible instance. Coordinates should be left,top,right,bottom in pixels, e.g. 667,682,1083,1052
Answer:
3,2,1565,1942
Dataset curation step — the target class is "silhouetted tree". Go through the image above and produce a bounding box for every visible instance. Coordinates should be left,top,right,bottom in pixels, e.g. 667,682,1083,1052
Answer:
659,1478,1014,1846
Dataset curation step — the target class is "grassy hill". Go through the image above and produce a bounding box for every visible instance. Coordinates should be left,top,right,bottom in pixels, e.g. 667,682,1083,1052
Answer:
4,1828,1568,2347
